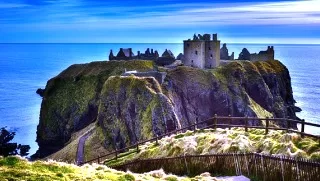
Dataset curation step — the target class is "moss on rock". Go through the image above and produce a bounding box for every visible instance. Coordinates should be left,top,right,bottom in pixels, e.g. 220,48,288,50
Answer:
97,75,179,151
38,58,298,163
37,60,154,158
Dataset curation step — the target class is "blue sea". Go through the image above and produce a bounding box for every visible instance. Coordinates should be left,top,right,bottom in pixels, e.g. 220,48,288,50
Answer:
0,43,319,156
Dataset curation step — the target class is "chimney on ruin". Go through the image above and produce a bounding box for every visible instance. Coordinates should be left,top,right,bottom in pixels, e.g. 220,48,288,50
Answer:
213,34,218,41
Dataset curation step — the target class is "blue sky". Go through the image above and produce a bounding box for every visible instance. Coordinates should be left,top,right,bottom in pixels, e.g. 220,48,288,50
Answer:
0,0,319,43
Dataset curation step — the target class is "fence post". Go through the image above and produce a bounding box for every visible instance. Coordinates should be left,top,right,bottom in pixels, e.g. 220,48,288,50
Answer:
214,114,217,130
98,156,100,164
136,143,139,152
115,149,118,160
301,119,305,138
265,117,269,135
245,116,248,132
229,115,232,130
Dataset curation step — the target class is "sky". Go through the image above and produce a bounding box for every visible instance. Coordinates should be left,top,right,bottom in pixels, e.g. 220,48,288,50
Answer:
0,0,320,43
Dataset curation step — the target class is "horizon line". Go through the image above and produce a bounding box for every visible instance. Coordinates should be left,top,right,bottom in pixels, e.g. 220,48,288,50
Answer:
1,42,320,45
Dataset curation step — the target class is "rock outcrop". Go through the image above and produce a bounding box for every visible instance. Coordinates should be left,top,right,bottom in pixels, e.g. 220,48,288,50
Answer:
97,76,180,150
164,60,297,128
33,60,155,158
34,59,298,159
36,88,45,97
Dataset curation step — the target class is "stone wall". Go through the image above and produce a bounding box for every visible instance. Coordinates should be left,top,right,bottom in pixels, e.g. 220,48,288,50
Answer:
250,46,274,62
205,41,220,68
122,71,167,84
183,40,206,69
250,53,273,62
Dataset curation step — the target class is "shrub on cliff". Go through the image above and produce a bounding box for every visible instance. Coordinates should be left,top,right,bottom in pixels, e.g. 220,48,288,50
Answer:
0,127,30,157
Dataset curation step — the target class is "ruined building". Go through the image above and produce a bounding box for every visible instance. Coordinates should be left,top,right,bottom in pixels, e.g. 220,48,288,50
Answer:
250,46,274,61
109,48,134,61
238,46,274,61
155,49,176,66
109,48,159,61
238,48,251,60
137,48,159,61
183,33,221,69
220,43,234,60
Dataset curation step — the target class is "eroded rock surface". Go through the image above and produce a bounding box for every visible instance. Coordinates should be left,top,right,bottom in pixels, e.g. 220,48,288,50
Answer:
35,60,298,159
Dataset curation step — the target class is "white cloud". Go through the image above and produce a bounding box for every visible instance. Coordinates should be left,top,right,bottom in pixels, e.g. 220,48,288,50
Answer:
60,0,320,29
2,0,320,29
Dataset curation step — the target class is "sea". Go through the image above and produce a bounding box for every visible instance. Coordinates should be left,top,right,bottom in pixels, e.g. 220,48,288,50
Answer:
0,43,319,156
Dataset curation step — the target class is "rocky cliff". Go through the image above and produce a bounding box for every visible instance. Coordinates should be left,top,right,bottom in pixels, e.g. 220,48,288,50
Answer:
35,59,298,159
165,60,297,128
34,60,155,158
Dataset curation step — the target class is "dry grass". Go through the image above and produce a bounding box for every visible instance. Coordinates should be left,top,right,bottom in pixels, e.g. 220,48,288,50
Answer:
0,156,223,181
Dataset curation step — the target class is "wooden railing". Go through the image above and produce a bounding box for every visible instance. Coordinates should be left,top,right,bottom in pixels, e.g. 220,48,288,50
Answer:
111,153,320,181
79,115,320,166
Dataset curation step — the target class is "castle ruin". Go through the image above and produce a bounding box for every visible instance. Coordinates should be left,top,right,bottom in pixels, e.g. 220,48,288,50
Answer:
109,48,159,61
250,46,274,61
155,49,176,66
108,34,275,70
238,46,274,61
183,34,221,69
220,43,234,60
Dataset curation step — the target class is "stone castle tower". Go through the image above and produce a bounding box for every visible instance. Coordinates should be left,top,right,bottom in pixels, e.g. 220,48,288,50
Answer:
183,33,220,69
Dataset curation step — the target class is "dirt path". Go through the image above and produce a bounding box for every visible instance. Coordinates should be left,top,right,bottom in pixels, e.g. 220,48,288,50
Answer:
76,130,93,165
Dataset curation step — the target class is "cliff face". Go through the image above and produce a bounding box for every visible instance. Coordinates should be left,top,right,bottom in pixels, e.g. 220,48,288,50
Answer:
165,60,296,128
35,60,298,158
97,76,180,150
35,60,155,158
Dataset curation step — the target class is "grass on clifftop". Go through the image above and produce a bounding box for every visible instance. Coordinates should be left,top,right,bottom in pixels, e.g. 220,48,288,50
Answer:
106,128,320,167
0,156,224,181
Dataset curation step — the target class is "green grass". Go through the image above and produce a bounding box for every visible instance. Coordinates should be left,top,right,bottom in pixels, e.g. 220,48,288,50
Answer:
105,128,320,167
0,156,224,181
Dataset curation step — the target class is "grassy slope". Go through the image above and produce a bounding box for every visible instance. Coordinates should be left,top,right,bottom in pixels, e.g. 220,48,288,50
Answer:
106,128,320,167
84,126,112,162
46,122,96,163
0,156,223,181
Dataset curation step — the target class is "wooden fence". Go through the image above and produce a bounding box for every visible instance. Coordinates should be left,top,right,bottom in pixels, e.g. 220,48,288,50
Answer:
79,115,320,166
111,153,320,181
